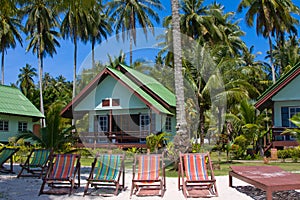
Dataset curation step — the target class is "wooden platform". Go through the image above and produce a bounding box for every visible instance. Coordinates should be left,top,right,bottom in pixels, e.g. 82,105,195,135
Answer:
229,166,300,200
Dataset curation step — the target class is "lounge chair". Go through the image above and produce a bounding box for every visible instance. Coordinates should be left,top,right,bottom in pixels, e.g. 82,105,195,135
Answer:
178,152,218,198
17,148,52,178
83,153,125,196
39,153,81,196
130,153,166,198
0,147,19,173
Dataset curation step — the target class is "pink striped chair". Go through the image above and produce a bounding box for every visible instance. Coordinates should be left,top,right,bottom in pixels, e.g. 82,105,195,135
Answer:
39,154,81,196
178,152,218,198
130,153,166,198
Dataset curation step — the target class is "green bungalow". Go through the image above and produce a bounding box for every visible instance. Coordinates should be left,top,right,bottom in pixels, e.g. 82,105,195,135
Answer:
0,85,44,143
255,64,300,150
61,64,176,149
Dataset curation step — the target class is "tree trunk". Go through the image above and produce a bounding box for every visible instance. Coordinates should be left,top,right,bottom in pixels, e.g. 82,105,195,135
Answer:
268,36,276,84
171,0,190,158
73,36,77,98
1,49,4,85
92,40,95,68
38,48,46,127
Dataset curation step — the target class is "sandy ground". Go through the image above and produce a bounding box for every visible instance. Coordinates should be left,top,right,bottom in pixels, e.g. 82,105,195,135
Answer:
0,164,298,200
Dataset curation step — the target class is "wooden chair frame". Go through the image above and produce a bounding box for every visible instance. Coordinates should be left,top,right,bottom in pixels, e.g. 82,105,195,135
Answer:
17,148,52,178
178,152,218,198
39,154,81,196
0,147,19,173
84,153,125,196
130,153,166,198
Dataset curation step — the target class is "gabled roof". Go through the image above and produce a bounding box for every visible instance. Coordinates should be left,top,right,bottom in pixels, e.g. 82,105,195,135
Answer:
0,85,44,118
61,64,176,118
255,63,300,111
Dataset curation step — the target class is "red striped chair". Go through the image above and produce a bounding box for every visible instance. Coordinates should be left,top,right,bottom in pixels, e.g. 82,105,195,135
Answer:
130,153,166,198
83,153,125,196
178,152,218,198
39,154,81,196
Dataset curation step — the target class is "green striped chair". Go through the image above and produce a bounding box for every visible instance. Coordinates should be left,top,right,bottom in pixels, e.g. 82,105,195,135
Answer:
17,148,52,178
39,154,81,196
0,147,19,173
178,152,218,198
84,153,125,196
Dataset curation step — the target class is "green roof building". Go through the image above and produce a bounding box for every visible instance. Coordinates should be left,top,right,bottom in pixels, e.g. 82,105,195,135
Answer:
0,85,44,143
61,64,176,149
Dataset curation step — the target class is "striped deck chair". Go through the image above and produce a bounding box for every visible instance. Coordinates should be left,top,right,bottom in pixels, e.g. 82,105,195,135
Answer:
0,147,19,173
39,154,81,196
130,153,166,198
17,148,52,178
178,152,218,198
84,153,125,196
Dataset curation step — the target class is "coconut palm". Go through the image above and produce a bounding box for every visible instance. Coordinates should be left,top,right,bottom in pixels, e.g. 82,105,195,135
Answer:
89,2,112,68
107,0,163,65
0,0,23,85
238,0,300,83
60,0,96,98
170,0,190,160
17,64,37,99
22,0,60,127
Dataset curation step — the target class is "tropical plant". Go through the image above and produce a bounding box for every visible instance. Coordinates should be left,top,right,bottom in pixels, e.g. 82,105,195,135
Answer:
59,0,96,98
17,64,37,99
0,0,23,85
108,0,163,65
22,0,60,127
146,132,169,153
88,2,112,68
238,0,300,83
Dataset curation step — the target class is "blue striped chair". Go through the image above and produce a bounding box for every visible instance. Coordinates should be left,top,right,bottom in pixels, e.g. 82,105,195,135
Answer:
17,148,52,178
39,154,81,196
178,152,218,198
84,153,125,196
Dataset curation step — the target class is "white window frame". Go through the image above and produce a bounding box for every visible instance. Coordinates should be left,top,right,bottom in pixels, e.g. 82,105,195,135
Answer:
101,98,120,107
165,116,172,132
18,121,28,132
140,114,150,142
0,120,9,131
97,115,108,132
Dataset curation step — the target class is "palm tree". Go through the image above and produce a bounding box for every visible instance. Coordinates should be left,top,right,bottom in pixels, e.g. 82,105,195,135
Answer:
0,0,23,85
238,0,300,83
17,64,37,98
22,0,61,127
89,2,112,68
108,0,163,65
171,0,190,158
60,0,96,98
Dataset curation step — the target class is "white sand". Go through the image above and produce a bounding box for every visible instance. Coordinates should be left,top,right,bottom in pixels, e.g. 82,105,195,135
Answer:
0,164,254,200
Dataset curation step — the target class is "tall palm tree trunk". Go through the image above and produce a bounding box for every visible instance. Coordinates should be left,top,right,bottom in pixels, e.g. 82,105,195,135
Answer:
73,36,77,99
92,40,95,68
1,49,4,85
38,48,46,127
268,36,276,84
171,0,190,156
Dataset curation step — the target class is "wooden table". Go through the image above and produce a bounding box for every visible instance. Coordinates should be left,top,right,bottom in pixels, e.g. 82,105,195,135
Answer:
229,166,300,200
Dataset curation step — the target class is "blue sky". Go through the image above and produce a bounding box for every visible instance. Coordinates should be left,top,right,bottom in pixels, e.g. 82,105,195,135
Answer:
3,0,300,85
